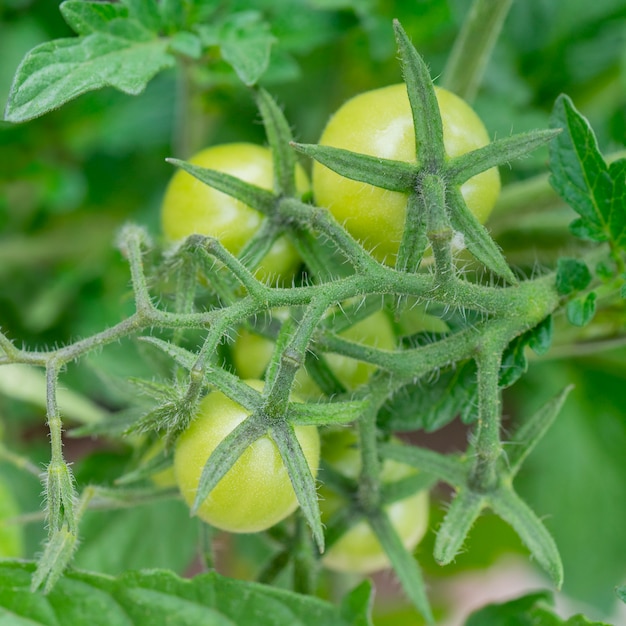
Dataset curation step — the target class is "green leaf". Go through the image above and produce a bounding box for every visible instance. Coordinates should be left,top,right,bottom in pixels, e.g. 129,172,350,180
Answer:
5,30,174,122
499,317,553,388
0,475,24,558
609,158,626,249
549,95,612,243
0,563,364,625
527,315,553,356
168,31,202,59
340,580,375,626
74,500,197,576
60,1,129,35
566,292,597,326
556,258,592,295
617,585,626,604
465,590,611,625
378,360,478,432
219,12,275,86
122,0,163,33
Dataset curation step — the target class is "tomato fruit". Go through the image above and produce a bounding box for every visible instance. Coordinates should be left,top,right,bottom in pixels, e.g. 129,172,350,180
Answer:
232,309,396,397
313,84,500,263
319,430,429,574
142,441,176,489
161,143,309,282
174,380,320,533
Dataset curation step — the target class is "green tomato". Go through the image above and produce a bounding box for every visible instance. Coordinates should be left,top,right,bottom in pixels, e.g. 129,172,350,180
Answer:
142,441,176,489
161,143,309,282
174,380,320,533
320,429,429,574
232,309,396,397
313,84,500,264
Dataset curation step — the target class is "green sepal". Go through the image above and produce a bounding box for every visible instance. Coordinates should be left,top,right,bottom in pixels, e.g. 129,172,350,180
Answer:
446,187,517,284
45,459,77,533
263,316,298,392
434,489,485,565
380,473,436,506
115,448,173,486
504,385,573,477
271,423,324,552
378,442,466,486
291,143,416,192
447,129,561,185
396,190,430,273
31,524,79,593
393,20,444,170
191,411,267,515
255,88,298,197
368,509,434,623
320,505,363,553
489,486,564,588
166,158,276,216
137,337,260,411
233,219,284,280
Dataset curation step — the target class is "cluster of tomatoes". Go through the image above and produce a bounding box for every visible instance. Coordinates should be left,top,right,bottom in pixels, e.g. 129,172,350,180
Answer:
158,84,500,573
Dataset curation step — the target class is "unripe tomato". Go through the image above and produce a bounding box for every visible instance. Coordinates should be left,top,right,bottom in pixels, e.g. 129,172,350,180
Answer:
142,441,176,489
232,309,396,397
161,143,309,282
174,380,320,533
313,84,500,263
319,430,429,574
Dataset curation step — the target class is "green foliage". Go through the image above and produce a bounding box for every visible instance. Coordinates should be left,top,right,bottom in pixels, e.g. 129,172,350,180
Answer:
464,590,612,625
0,561,373,626
549,95,626,248
1,0,625,624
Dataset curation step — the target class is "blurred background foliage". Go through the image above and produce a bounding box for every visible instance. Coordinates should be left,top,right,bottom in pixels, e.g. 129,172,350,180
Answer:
0,0,625,623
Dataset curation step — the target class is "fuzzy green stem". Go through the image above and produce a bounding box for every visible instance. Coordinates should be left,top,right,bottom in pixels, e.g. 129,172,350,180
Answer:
441,0,514,101
356,405,383,511
469,345,505,491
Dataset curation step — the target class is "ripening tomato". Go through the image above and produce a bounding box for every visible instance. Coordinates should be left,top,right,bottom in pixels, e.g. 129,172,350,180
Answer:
319,430,429,574
313,84,500,263
161,143,309,282
174,380,320,533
